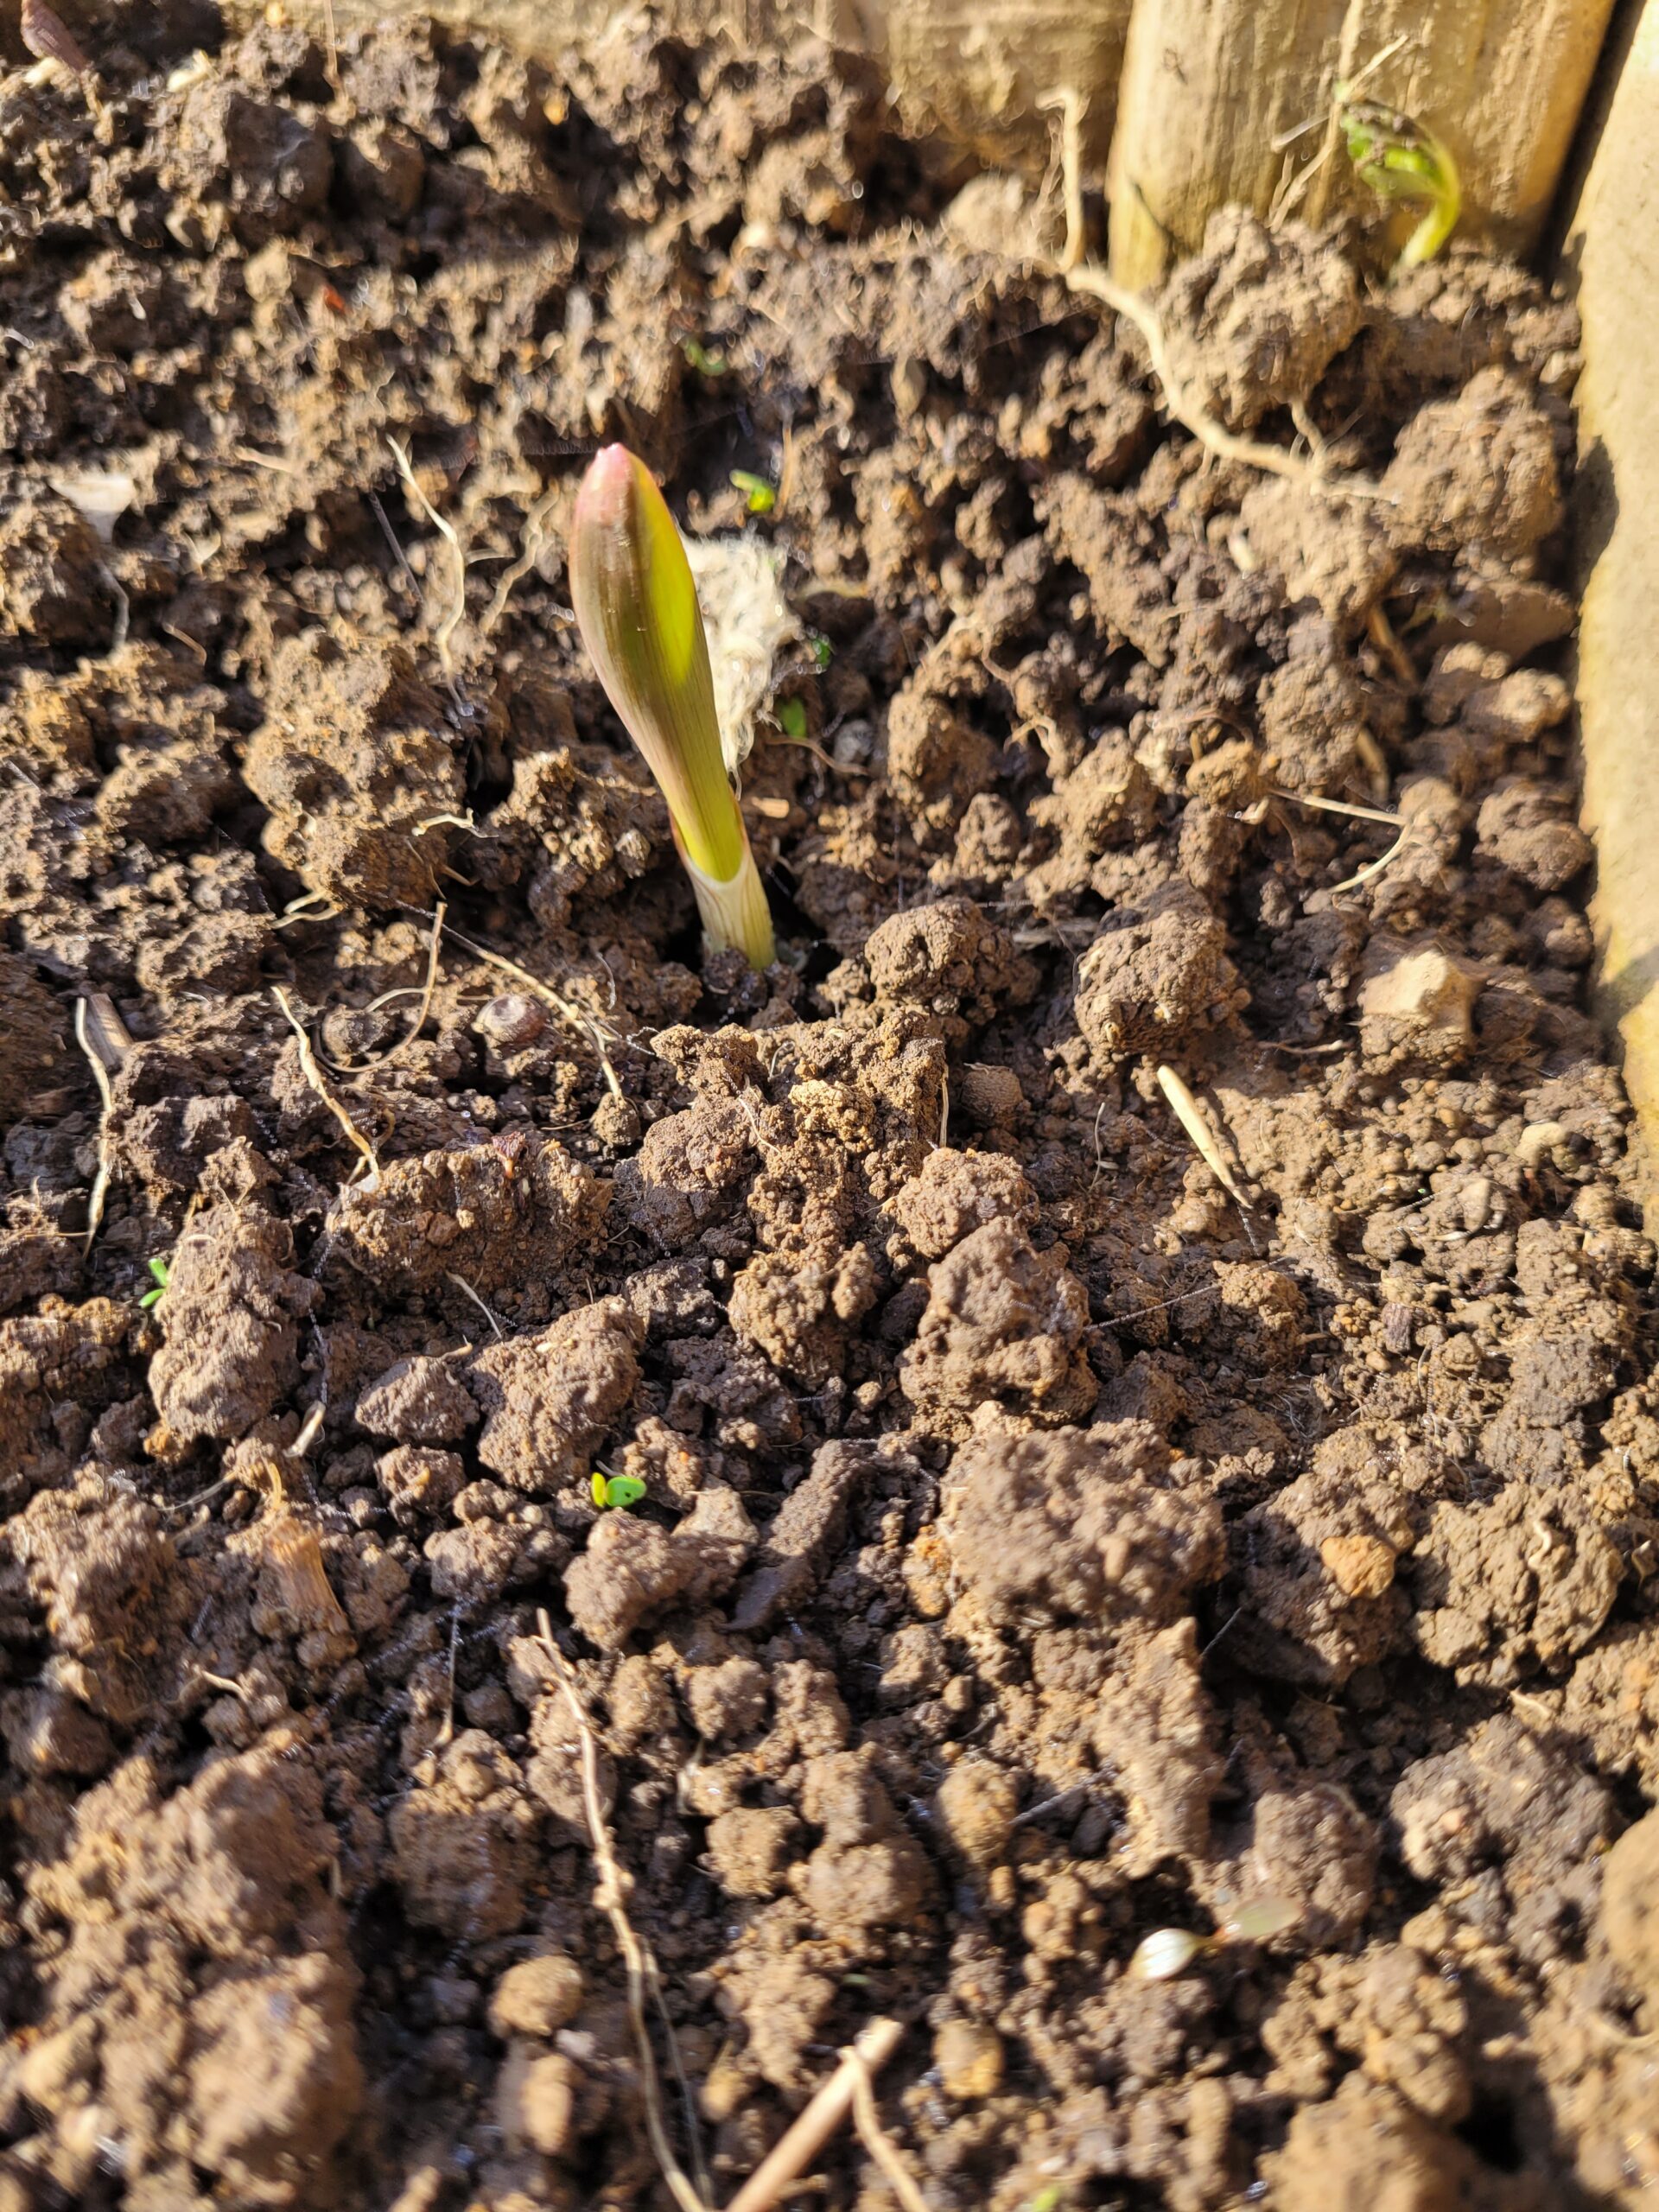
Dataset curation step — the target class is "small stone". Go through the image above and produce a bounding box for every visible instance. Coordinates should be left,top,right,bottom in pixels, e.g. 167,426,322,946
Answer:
1320,1533,1398,1599
488,1954,587,2041
1358,949,1482,1044
474,993,546,1049
498,2048,582,2157
935,1758,1020,1869
934,2019,1004,2100
959,1062,1023,1126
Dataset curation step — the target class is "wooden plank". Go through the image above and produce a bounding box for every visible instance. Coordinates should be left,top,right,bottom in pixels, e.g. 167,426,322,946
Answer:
1107,0,1620,289
1571,0,1659,1213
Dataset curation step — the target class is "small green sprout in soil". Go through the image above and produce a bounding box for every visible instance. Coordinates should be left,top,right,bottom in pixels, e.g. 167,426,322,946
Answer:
810,632,833,671
569,443,776,968
591,1471,646,1510
683,338,728,377
777,696,808,739
1339,91,1461,273
729,468,775,514
1129,1897,1299,1981
138,1255,170,1310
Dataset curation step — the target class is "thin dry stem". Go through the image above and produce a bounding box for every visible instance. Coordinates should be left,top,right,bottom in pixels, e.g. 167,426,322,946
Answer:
73,994,125,1252
443,1270,505,1340
1038,86,1087,271
387,436,466,679
481,482,565,639
272,986,381,1179
1046,111,1381,501
1367,599,1418,685
1157,1065,1253,1213
724,2018,906,2212
1065,262,1379,496
397,899,446,1056
1272,788,1402,829
534,1611,709,2212
848,2054,930,2212
1332,822,1408,895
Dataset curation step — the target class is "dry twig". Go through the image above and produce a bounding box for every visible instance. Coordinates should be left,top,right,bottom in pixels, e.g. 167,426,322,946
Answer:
443,1270,504,1340
848,2049,930,2212
724,2018,906,2212
272,986,381,1179
481,482,566,639
73,993,129,1252
1044,102,1379,500
534,1611,710,2212
387,436,467,681
1157,1065,1253,1214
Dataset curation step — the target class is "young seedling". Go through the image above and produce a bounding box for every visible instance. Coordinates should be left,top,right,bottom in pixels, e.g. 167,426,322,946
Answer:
1339,92,1461,275
591,1471,647,1510
569,443,776,969
729,468,776,515
776,696,808,740
683,338,728,378
138,1255,170,1310
1129,1897,1299,1981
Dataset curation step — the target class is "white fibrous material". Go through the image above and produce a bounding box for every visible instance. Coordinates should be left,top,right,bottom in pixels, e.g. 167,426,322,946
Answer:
684,532,802,778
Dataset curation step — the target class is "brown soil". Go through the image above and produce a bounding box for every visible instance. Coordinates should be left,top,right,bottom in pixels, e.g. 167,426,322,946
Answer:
0,16,1652,2212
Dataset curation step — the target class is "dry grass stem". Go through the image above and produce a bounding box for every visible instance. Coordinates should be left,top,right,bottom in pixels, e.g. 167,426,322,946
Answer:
1038,86,1087,270
482,482,565,639
1157,1065,1253,1212
272,986,381,1179
388,436,467,679
1045,106,1380,500
848,2052,930,2212
73,994,127,1252
397,899,447,1055
1331,822,1408,895
1367,600,1418,684
443,1270,504,1340
534,1611,710,2212
724,2018,906,2212
1272,788,1402,829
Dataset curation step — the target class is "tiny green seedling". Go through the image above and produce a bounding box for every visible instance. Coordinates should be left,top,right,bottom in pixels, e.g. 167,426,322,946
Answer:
683,339,728,378
591,1471,647,1510
809,632,832,671
1129,1897,1298,1981
569,443,776,969
777,696,808,740
729,468,775,515
138,1255,170,1310
1339,92,1461,276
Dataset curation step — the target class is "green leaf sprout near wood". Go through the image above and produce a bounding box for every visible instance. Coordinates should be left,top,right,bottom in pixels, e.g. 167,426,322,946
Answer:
776,696,807,739
729,469,775,515
569,443,776,969
1339,92,1461,276
591,1471,646,1510
138,1255,169,1310
683,338,728,378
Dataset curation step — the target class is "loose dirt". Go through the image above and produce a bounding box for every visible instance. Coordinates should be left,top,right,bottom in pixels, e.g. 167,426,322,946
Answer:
1,14,1654,2212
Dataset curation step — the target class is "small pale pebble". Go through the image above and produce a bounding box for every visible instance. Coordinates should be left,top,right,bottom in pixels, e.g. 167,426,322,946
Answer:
934,2019,1004,2100
1319,1532,1397,1599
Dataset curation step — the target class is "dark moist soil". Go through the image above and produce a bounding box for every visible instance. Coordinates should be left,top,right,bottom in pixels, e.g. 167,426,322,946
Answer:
1,15,1656,2212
